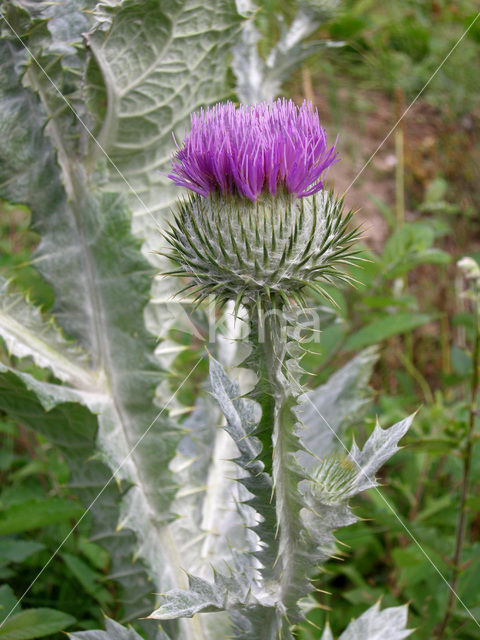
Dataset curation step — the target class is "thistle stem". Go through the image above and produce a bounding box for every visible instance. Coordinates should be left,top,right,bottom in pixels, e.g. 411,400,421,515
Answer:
437,283,480,638
249,304,305,630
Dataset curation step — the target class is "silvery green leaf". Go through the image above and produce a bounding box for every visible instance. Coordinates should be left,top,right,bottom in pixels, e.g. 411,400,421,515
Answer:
5,0,93,58
84,0,242,238
69,616,171,640
264,14,342,95
229,606,294,640
232,1,342,103
168,398,252,582
336,601,412,640
296,347,378,470
150,551,267,620
0,278,94,389
231,17,265,103
43,0,93,58
208,356,277,577
347,414,414,494
0,10,222,638
282,0,343,50
168,423,237,636
320,623,334,640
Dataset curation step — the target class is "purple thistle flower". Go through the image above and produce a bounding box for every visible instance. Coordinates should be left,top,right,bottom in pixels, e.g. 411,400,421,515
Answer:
168,99,338,202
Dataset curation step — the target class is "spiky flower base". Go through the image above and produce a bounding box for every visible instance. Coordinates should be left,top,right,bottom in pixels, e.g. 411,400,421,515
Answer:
163,190,359,310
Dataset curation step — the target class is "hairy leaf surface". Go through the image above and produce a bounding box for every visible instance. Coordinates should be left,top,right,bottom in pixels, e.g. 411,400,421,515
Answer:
320,601,412,640
0,2,245,637
0,278,93,388
232,0,341,103
296,347,378,469
69,616,171,640
85,0,242,236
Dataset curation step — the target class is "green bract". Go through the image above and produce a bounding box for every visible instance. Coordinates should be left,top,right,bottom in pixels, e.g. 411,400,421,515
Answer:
163,190,359,310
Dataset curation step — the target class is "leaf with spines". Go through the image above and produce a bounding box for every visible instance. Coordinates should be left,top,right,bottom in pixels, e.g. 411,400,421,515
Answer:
149,356,280,634
320,601,412,640
229,606,295,640
150,552,263,620
69,616,171,640
168,398,254,582
0,7,235,639
295,347,379,471
347,414,415,493
0,278,94,389
151,355,413,639
232,0,342,104
207,356,276,587
301,414,414,565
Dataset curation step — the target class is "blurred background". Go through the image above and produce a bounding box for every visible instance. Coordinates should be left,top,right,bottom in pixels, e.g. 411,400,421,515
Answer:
1,0,480,638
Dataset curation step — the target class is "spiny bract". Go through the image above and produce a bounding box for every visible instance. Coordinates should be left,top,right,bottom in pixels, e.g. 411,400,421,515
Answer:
163,190,359,310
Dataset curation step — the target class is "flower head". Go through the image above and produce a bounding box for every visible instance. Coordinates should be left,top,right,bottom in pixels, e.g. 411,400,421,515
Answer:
168,99,338,202
163,99,358,310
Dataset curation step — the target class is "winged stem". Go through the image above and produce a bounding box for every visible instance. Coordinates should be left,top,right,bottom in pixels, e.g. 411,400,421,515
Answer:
248,303,306,632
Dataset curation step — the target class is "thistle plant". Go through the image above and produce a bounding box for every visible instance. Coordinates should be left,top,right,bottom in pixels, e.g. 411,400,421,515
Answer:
155,99,414,639
0,3,415,638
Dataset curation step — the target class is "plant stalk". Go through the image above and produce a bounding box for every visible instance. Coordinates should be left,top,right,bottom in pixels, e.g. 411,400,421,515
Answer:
394,87,405,230
249,304,305,634
437,284,480,638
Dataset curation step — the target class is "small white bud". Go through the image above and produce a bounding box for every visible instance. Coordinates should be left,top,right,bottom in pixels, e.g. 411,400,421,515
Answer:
457,257,480,280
